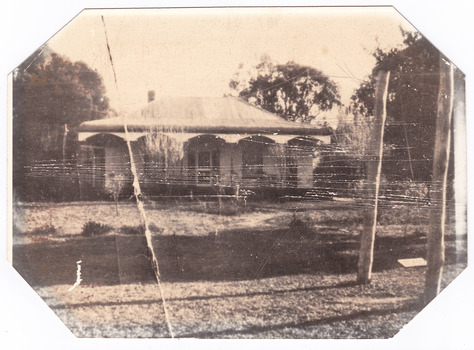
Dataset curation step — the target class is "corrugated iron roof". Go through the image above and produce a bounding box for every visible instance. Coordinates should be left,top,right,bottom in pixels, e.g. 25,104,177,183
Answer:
79,96,332,136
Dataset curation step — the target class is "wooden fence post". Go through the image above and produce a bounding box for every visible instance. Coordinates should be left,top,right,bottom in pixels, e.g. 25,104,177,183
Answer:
357,70,390,284
424,57,454,303
452,69,467,265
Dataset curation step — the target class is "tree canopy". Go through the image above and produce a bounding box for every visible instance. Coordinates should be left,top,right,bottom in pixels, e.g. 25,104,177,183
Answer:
350,31,453,181
229,57,341,124
13,46,110,200
13,47,109,129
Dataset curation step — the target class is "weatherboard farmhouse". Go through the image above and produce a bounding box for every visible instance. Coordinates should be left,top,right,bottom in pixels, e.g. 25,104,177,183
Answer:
76,96,332,198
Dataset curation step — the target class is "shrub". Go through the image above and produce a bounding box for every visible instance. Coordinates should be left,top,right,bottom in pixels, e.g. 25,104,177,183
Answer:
148,224,163,234
120,224,163,235
16,225,57,236
29,225,57,236
120,225,143,235
104,173,126,215
289,213,313,232
379,179,429,204
81,221,113,237
189,200,258,216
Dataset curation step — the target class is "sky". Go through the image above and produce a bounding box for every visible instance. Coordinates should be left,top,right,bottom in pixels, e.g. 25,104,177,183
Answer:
47,7,416,121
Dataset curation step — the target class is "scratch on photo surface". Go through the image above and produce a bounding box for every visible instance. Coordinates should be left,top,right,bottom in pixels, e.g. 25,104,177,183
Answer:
68,260,82,292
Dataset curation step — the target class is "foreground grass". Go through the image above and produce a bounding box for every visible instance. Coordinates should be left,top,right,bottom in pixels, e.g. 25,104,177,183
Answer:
12,200,466,338
36,265,464,338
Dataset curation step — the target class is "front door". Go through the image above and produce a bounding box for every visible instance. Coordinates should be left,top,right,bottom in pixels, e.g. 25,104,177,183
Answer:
188,149,220,185
197,150,211,184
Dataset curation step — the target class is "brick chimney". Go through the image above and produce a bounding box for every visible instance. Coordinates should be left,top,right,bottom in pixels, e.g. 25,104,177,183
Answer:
148,90,155,103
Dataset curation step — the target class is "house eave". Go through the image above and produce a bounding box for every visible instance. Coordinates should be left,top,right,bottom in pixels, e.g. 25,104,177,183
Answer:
77,124,333,136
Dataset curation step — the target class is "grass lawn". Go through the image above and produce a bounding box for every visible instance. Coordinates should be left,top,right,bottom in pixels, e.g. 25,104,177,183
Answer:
11,200,467,338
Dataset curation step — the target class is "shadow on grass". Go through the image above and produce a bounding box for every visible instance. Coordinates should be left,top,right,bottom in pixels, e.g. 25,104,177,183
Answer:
13,224,461,287
154,228,438,282
13,235,156,287
179,302,421,338
50,280,357,310
154,229,359,282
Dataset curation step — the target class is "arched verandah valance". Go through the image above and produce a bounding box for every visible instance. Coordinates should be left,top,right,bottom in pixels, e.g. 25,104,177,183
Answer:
80,131,329,145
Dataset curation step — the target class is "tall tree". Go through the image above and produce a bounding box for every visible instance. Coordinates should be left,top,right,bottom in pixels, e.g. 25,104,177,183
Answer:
229,56,341,124
12,46,110,200
350,31,442,182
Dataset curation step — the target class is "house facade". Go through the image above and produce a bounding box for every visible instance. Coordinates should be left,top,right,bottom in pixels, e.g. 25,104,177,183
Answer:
76,96,332,199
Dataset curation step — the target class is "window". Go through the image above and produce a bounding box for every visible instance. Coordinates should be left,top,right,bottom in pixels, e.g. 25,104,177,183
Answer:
242,148,264,176
79,146,105,188
240,136,272,178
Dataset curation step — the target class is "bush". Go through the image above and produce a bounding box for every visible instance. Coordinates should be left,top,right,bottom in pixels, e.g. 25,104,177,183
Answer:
16,225,57,236
380,179,429,204
81,221,113,237
120,224,163,235
29,225,57,236
189,200,258,216
289,213,313,232
120,225,143,235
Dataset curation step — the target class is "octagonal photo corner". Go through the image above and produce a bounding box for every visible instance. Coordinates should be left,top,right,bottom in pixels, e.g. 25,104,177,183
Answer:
8,6,467,339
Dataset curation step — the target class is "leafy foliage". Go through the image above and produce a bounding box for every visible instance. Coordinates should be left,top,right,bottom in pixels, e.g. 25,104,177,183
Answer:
81,221,113,237
349,31,461,181
105,173,126,215
333,108,372,160
16,225,58,236
289,212,314,235
119,224,162,235
13,48,109,128
229,56,341,124
13,46,110,200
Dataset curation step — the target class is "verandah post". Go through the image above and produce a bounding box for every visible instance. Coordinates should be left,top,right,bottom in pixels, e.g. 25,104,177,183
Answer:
357,70,390,284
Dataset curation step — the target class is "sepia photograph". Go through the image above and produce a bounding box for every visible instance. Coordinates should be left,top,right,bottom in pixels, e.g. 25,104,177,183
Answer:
5,3,470,342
